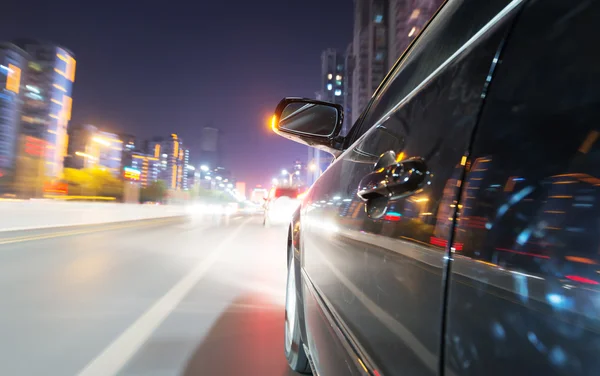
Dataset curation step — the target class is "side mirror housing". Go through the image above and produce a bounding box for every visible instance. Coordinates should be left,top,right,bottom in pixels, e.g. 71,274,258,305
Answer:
272,97,344,156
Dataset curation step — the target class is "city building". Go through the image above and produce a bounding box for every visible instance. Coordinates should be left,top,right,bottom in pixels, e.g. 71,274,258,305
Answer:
343,42,355,135
15,39,76,178
120,133,136,174
182,148,190,190
199,127,219,169
130,152,160,187
319,48,346,105
345,0,443,126
0,42,29,174
64,123,96,169
351,0,390,125
65,124,123,176
88,130,122,176
155,133,184,190
388,0,443,68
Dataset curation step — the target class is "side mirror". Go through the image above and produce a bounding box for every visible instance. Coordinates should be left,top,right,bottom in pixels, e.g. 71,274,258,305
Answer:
272,97,344,156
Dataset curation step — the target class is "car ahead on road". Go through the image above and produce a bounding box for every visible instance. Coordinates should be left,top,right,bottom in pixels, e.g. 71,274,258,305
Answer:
271,0,600,375
263,186,302,227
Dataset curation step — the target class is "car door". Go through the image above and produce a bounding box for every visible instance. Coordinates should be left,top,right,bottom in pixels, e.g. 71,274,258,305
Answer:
445,1,600,375
300,0,526,375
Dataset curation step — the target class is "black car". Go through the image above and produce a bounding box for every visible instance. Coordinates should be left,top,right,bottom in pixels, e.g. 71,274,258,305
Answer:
272,0,600,375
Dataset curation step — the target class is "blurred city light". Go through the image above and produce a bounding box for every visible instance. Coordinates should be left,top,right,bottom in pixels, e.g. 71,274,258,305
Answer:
281,169,288,175
92,137,110,146
200,165,209,172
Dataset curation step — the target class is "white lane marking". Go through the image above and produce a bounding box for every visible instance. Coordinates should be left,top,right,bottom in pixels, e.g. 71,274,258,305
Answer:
76,218,251,376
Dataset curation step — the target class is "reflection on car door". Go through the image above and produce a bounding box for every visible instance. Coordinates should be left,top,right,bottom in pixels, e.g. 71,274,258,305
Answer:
445,1,600,375
300,0,524,374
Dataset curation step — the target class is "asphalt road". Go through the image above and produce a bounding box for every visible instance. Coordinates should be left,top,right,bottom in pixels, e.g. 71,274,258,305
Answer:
0,215,299,376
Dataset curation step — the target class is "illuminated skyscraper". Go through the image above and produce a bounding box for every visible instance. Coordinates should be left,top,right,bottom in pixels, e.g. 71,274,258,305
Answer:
183,148,190,190
130,152,160,187
0,42,29,174
15,39,76,178
85,130,123,176
320,48,346,105
155,134,184,190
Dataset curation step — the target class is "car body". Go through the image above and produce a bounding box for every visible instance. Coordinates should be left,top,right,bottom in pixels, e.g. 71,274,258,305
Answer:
272,0,600,375
263,186,301,226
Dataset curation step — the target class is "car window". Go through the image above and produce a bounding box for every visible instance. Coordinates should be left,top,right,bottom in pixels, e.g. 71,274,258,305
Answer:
446,1,600,374
350,0,515,144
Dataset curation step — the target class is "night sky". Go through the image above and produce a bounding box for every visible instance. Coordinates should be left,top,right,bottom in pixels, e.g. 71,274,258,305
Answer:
1,0,353,189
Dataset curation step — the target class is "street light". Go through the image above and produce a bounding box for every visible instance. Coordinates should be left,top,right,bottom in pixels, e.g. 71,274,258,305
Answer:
281,169,295,186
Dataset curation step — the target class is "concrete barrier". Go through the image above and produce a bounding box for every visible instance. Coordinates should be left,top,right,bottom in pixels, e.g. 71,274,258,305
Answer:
0,201,188,232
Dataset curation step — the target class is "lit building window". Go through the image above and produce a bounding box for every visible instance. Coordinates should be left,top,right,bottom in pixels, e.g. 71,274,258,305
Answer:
374,14,383,23
410,9,421,20
335,89,342,96
327,83,333,90
375,52,384,61
335,75,342,81
327,73,333,80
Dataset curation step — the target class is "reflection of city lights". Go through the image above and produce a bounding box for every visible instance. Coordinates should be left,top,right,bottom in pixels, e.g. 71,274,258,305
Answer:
216,176,222,181
408,27,417,37
200,165,209,172
281,169,288,175
92,137,110,146
272,178,278,185
75,151,96,160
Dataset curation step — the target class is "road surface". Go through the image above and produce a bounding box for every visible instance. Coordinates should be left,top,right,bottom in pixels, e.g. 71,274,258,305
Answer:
0,215,299,376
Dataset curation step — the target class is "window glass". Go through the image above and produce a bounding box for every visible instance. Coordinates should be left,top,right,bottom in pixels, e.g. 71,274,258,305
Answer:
353,0,514,140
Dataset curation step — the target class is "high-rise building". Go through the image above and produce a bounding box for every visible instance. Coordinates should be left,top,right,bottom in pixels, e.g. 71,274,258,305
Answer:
0,43,29,174
88,130,122,176
183,148,190,190
319,49,346,105
199,127,219,169
343,42,355,135
15,39,76,178
388,0,443,68
130,152,160,187
351,0,390,125
64,123,96,169
119,133,136,174
156,133,185,190
64,124,123,176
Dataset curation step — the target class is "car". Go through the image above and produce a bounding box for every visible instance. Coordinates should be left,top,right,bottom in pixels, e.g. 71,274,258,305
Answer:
263,186,301,227
271,0,600,375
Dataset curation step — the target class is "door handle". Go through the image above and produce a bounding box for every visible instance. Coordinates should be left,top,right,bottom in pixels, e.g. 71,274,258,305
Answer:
357,157,429,201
